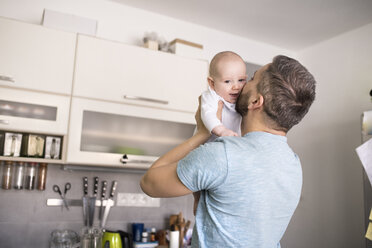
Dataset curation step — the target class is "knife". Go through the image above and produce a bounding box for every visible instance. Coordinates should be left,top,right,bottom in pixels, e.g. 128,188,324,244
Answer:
82,177,89,226
99,180,107,221
88,176,99,227
100,180,117,229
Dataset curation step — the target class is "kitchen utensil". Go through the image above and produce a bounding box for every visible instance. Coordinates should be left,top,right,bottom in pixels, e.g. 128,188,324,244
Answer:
102,231,122,248
80,227,102,248
102,230,133,248
99,180,107,221
82,177,89,226
88,176,99,227
53,182,71,210
50,229,79,248
101,180,117,228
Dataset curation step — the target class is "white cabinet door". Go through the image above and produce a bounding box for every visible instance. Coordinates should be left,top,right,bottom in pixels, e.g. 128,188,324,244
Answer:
73,35,208,113
0,17,76,95
67,97,196,169
0,87,71,135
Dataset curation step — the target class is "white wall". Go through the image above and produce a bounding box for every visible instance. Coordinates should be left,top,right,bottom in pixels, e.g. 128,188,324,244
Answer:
283,23,372,247
0,0,294,65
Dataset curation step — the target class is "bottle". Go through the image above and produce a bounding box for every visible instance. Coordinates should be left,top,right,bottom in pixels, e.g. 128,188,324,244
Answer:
2,161,14,189
141,231,148,242
150,227,156,242
50,138,56,159
25,162,37,190
169,225,179,248
14,161,25,190
37,163,47,191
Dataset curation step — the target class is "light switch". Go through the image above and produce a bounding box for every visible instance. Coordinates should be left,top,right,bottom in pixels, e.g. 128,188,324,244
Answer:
117,193,160,207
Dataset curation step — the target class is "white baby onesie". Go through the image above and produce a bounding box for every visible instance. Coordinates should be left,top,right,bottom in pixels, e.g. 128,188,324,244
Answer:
201,87,242,142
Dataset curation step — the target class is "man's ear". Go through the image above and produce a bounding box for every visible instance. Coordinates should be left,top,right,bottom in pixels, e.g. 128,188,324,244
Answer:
248,95,264,110
207,77,215,90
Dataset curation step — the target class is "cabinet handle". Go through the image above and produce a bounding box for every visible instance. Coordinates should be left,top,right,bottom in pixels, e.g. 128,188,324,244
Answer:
120,154,151,165
123,95,168,105
0,75,15,83
0,120,10,125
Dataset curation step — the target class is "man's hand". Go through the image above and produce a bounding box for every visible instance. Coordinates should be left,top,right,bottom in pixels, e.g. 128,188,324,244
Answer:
195,96,210,136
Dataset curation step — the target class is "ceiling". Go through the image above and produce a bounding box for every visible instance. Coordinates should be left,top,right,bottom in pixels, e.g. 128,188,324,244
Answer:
111,0,372,51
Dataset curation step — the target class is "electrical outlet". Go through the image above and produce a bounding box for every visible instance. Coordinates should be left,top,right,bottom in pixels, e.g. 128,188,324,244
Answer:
117,193,160,207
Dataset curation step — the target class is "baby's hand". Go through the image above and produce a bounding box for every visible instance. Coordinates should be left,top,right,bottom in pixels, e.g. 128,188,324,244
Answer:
212,125,238,137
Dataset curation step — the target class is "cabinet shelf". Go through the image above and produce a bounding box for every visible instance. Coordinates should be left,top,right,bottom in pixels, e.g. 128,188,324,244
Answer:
0,156,64,164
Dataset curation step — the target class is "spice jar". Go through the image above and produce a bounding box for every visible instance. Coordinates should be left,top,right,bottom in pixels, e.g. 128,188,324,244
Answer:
25,162,37,190
14,161,25,190
21,134,45,158
150,228,156,242
37,163,47,191
2,161,14,189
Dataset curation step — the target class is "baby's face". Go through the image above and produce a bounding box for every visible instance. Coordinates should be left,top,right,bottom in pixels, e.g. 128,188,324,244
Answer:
210,58,247,104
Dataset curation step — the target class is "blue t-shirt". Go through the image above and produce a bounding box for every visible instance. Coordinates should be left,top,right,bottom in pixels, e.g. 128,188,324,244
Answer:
177,131,302,248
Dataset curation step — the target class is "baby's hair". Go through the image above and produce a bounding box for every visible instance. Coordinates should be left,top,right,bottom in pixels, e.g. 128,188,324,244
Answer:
209,51,244,78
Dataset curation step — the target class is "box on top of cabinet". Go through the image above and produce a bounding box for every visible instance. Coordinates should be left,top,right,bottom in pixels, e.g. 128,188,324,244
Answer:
42,9,97,36
169,38,204,59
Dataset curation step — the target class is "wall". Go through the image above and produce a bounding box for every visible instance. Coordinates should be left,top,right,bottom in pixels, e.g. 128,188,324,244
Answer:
282,23,372,248
0,0,295,247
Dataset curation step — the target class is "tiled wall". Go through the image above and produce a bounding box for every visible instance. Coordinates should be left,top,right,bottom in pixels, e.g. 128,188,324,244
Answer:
0,164,194,247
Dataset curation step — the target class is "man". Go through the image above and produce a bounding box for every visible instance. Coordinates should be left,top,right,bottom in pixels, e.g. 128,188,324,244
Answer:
140,55,316,247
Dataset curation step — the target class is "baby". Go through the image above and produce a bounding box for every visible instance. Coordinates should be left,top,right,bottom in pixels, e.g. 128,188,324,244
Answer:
193,51,247,215
202,51,247,142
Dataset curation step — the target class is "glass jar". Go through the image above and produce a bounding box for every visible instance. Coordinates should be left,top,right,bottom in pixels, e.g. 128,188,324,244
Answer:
14,161,25,190
2,161,14,189
37,163,48,191
25,162,37,190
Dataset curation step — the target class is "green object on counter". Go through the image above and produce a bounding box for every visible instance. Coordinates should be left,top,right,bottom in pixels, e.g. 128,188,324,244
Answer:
102,230,133,248
102,231,122,248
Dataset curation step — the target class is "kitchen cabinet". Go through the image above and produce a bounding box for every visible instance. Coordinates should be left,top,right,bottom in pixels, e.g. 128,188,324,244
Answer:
0,88,71,135
66,97,196,168
0,17,76,95
0,88,69,164
73,35,208,113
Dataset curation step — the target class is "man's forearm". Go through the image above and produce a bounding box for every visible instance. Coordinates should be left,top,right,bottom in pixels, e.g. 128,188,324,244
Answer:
140,131,210,198
140,96,217,198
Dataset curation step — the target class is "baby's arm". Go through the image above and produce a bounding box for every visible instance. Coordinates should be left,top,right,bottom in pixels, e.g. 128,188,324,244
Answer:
212,125,239,137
